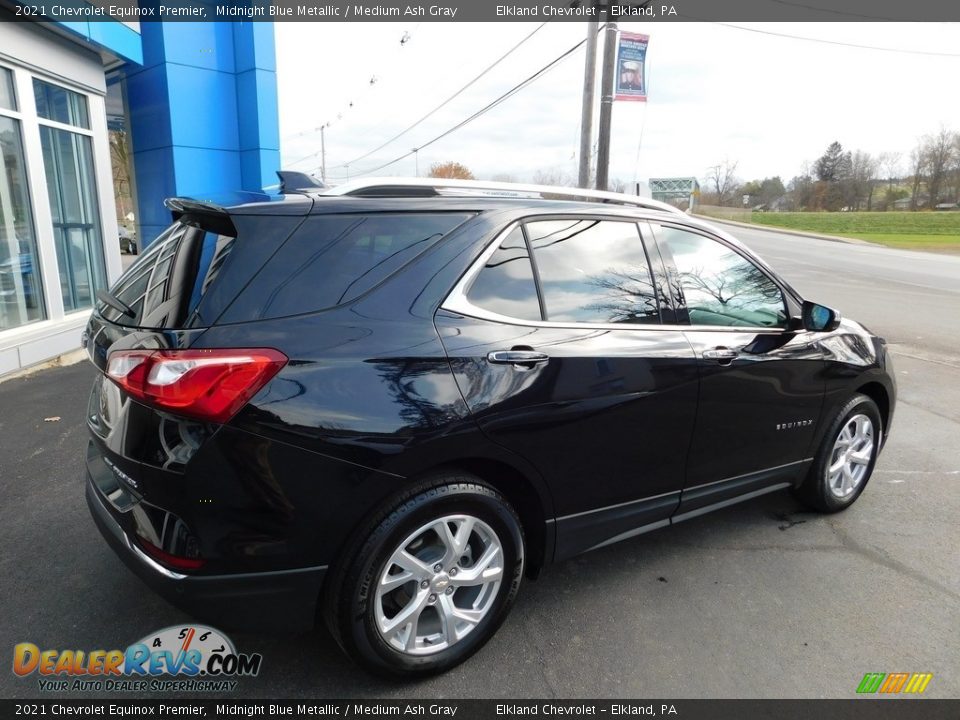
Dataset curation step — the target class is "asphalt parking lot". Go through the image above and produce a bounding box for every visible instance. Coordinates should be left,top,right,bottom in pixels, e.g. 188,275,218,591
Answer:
1,227,957,699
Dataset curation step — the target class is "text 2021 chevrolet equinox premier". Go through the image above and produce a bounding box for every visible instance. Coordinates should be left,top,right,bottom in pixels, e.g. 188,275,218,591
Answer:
84,177,895,677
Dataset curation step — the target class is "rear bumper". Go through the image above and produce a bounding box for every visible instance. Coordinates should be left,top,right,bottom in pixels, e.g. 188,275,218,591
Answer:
85,477,326,631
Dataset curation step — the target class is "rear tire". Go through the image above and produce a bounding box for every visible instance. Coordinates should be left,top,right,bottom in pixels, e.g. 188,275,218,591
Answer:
794,393,881,513
323,473,524,677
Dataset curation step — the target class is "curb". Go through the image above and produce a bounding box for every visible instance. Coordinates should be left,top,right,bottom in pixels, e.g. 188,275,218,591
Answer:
692,215,876,246
0,348,87,386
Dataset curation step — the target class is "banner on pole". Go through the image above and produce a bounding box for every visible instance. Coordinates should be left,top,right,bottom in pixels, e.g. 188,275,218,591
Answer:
615,32,649,102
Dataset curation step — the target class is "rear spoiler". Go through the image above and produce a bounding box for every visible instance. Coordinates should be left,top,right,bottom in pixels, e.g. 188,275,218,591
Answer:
165,198,237,237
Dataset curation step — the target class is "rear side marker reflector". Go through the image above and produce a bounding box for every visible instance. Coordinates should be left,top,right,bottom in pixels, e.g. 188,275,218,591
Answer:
135,537,206,571
106,348,287,423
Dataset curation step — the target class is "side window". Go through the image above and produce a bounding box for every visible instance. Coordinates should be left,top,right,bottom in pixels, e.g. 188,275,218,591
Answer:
466,227,542,322
657,225,787,328
526,219,660,324
98,223,189,327
223,213,471,322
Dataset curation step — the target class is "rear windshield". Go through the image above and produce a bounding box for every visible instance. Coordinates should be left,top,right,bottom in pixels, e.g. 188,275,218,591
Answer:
217,213,472,323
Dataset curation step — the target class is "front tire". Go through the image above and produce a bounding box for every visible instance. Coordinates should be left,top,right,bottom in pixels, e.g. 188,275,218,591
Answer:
795,394,882,513
324,474,524,677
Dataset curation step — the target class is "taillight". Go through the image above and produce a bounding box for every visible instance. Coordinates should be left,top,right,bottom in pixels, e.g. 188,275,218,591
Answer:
106,348,287,423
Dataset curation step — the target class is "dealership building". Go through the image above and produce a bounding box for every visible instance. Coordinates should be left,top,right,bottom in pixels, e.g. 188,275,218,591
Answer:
0,16,280,376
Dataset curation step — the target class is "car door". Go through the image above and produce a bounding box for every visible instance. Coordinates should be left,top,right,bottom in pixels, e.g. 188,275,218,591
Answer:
649,223,826,519
436,217,699,560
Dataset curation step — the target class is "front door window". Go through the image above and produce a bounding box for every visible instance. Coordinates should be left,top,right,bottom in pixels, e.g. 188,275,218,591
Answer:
657,225,787,328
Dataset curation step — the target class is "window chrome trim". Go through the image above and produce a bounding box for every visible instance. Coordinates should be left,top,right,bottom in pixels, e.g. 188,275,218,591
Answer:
440,220,793,335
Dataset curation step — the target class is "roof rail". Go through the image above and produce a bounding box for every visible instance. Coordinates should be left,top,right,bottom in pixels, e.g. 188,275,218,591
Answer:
320,177,686,216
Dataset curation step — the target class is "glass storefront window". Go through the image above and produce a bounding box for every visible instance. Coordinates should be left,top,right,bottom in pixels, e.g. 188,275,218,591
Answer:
33,78,90,129
0,68,15,111
0,116,45,330
39,125,105,312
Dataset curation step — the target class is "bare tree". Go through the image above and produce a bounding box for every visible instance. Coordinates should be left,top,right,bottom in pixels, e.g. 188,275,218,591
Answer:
923,127,956,207
110,130,134,224
705,159,740,206
847,150,879,210
609,178,628,194
909,141,929,211
952,134,960,203
878,151,902,189
532,169,575,187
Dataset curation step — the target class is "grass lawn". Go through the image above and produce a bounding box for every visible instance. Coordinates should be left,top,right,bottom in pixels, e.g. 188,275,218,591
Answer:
747,212,960,252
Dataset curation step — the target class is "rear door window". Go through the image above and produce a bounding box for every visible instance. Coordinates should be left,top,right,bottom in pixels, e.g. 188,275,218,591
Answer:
220,213,472,322
465,227,542,322
526,219,661,324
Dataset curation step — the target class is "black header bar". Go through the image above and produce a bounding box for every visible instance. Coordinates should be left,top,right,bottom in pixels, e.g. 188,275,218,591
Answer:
1,699,959,719
2,0,960,22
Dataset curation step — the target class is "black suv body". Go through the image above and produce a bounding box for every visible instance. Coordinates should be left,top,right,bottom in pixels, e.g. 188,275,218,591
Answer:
84,179,895,676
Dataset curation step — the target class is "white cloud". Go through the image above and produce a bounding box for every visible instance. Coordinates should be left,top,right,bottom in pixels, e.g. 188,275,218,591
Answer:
276,22,960,186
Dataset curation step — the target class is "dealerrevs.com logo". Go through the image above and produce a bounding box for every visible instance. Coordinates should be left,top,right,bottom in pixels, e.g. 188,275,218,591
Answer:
13,625,262,692
856,672,933,694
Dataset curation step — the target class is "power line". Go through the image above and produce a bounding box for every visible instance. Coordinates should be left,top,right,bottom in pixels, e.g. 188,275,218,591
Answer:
324,35,589,180
763,0,910,21
715,23,960,57
326,23,549,171
284,25,421,168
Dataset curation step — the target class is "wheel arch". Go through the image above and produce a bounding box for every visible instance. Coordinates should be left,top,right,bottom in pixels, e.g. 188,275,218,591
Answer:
415,457,554,579
856,381,891,441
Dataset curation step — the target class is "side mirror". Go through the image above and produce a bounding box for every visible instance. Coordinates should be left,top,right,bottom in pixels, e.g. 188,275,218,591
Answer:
801,300,841,332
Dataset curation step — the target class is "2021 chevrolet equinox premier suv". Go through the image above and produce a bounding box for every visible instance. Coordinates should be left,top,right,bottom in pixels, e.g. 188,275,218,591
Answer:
84,178,895,677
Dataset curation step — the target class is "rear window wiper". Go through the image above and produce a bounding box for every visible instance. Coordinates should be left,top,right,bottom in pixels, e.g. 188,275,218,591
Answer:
96,289,136,319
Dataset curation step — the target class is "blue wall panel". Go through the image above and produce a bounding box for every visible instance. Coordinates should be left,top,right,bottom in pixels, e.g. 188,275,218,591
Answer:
86,22,144,65
172,147,243,197
233,21,276,72
236,68,278,151
126,22,280,246
155,23,237,74
125,65,172,152
240,148,282,194
131,147,177,245
54,20,143,65
166,64,240,151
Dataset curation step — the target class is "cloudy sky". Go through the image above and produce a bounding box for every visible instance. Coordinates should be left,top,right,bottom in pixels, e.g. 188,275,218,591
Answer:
276,22,960,187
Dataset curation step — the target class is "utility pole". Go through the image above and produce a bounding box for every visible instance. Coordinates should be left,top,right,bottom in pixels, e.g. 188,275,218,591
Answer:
595,17,618,191
320,125,327,182
577,18,599,189
412,148,419,177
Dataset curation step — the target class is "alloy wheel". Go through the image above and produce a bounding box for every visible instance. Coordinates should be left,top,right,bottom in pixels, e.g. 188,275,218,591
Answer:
826,413,875,499
374,514,504,656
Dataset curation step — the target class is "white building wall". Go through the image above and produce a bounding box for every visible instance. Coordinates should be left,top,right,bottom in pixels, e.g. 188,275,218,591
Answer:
0,22,121,376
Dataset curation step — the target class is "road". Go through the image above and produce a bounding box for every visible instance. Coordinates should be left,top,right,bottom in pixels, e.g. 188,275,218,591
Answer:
1,227,957,700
